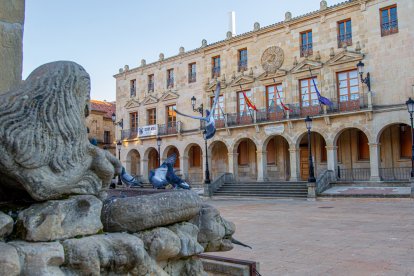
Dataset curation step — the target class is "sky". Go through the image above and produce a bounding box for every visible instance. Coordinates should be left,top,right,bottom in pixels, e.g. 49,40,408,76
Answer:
23,0,345,102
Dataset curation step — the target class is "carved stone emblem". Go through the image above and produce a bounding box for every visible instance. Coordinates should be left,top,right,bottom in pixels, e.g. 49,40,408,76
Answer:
261,46,284,73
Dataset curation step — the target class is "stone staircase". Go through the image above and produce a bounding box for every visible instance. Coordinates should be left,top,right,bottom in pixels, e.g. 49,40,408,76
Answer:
213,181,308,198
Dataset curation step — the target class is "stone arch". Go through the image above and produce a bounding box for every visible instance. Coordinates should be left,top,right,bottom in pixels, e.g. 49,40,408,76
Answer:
296,131,328,180
375,121,410,144
234,137,258,181
230,135,260,154
262,133,293,152
184,143,204,184
184,142,204,157
209,140,229,180
294,130,329,149
333,125,371,146
162,145,180,169
144,147,159,175
263,135,291,181
126,149,140,176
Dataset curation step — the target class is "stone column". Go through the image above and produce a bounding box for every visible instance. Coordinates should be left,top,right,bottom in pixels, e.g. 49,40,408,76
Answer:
256,150,267,182
289,148,300,181
180,156,189,180
141,158,149,182
326,145,338,173
228,152,239,180
369,143,381,181
0,0,25,93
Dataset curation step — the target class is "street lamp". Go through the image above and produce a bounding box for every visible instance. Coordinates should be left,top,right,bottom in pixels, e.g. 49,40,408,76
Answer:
356,61,371,92
116,140,122,186
305,116,316,182
156,136,162,166
406,98,414,177
111,112,124,138
191,97,210,184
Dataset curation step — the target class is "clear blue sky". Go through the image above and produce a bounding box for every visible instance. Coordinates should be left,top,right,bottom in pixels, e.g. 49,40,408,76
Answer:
23,0,345,101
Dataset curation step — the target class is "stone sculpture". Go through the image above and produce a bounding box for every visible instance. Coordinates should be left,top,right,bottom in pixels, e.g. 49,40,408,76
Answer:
0,61,122,201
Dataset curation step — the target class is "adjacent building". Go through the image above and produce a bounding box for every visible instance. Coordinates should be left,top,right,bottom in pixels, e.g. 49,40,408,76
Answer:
114,0,414,185
86,100,116,156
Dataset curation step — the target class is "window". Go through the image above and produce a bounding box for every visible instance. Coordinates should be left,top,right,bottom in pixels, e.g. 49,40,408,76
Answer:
166,105,177,127
338,19,352,47
130,79,136,97
188,63,196,83
400,125,411,159
189,146,201,167
300,78,318,107
104,131,111,144
380,5,398,36
130,112,138,129
210,95,224,119
237,90,253,116
266,84,284,111
357,131,370,161
338,70,359,102
238,141,249,166
147,108,156,125
238,48,248,72
212,56,220,78
167,69,174,88
148,74,154,92
300,30,313,57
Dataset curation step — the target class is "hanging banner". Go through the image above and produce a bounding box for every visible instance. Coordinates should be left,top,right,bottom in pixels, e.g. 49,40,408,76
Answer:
138,124,158,137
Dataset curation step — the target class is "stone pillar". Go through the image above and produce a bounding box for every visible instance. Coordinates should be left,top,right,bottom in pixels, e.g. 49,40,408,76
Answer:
326,145,338,173
180,155,189,180
369,143,381,181
289,148,300,181
228,152,239,180
0,0,25,93
141,158,149,182
256,150,267,182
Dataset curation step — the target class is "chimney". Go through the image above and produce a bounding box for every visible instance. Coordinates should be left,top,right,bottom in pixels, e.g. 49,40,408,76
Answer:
228,11,236,37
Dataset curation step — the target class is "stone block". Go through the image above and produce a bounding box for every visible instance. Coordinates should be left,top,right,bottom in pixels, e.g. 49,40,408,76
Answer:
0,243,20,276
0,211,13,239
16,195,103,241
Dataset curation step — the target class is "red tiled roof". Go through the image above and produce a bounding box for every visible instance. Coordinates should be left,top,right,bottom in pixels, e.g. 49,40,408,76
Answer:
90,100,116,119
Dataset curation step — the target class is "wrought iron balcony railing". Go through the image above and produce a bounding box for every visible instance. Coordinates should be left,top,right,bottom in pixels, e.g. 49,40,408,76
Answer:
121,128,138,140
130,87,136,97
238,60,248,72
212,67,220,78
337,33,352,48
188,72,196,83
381,19,398,36
148,82,154,92
158,121,181,136
167,78,174,88
300,43,313,57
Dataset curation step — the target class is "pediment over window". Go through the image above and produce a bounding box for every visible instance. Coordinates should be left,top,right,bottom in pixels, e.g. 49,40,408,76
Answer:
257,69,288,81
326,50,364,66
205,80,227,92
141,95,158,106
291,59,322,74
160,91,179,102
230,75,255,87
124,98,140,109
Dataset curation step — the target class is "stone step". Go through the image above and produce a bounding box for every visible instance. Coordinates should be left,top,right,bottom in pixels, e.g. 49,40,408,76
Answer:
332,181,410,187
213,192,307,198
216,187,307,192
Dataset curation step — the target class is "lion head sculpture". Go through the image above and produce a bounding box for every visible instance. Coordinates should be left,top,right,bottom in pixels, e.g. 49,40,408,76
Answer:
0,61,121,201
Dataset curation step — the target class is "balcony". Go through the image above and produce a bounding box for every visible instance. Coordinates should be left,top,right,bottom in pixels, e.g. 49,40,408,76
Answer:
238,60,248,72
167,78,174,89
337,33,352,48
300,43,313,57
256,108,285,123
148,82,154,92
227,112,254,127
381,19,398,36
188,72,196,83
212,67,220,78
158,121,181,136
121,128,138,140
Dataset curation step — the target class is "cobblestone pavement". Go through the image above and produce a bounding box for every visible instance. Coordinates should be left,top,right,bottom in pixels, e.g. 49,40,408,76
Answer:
205,197,414,276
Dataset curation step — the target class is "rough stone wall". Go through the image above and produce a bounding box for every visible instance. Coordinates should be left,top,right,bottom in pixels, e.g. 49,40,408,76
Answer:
0,0,25,93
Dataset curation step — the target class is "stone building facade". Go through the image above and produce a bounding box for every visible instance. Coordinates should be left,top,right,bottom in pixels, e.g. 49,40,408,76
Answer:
86,100,116,156
114,0,414,185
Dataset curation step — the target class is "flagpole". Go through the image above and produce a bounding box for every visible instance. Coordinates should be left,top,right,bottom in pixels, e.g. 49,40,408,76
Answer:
308,66,323,112
240,84,255,123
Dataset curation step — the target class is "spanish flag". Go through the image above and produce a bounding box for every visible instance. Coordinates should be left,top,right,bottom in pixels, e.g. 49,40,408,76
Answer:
242,91,257,111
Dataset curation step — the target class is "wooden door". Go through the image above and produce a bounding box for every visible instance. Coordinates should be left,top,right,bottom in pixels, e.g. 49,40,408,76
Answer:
300,147,309,181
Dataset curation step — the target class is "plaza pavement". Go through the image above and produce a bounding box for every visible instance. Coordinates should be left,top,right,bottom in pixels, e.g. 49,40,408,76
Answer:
204,197,414,276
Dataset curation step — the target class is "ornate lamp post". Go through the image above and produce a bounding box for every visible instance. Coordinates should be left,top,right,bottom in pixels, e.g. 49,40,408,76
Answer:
111,112,124,138
191,97,210,184
116,140,122,186
305,116,316,182
406,98,414,177
356,61,371,92
156,136,162,166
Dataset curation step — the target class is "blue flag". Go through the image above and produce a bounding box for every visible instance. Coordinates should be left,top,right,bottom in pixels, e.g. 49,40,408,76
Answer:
309,67,333,107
